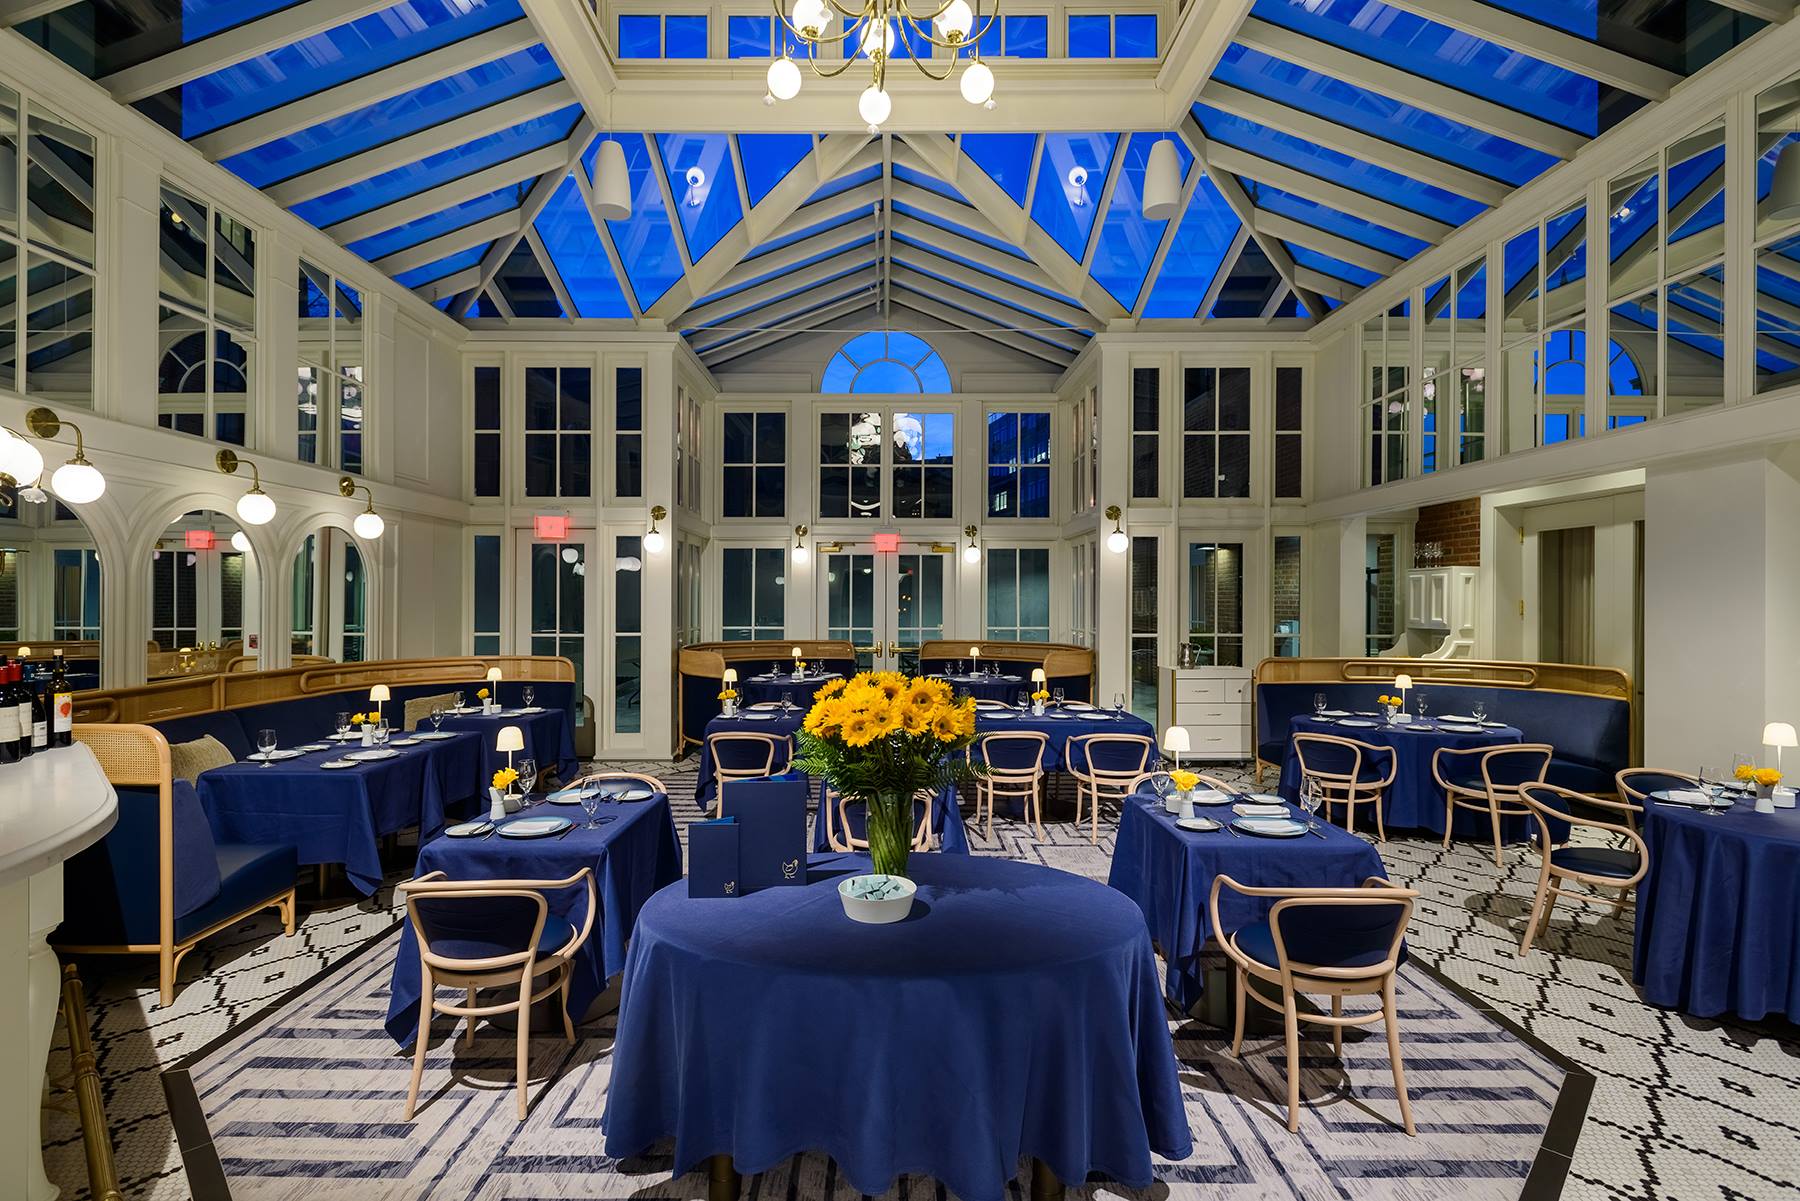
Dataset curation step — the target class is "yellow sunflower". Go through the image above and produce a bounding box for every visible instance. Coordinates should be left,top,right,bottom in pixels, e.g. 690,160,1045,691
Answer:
814,677,846,700
842,713,878,747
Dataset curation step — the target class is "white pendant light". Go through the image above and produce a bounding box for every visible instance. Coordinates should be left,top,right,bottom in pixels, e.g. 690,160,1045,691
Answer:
960,59,994,106
792,0,832,37
0,426,44,484
593,139,631,222
767,53,802,101
859,20,895,60
230,530,251,554
936,0,974,42
1142,138,1182,221
858,84,891,131
1769,139,1800,223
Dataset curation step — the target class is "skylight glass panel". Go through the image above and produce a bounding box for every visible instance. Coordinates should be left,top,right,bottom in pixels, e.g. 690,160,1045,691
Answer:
738,134,815,207
292,105,581,229
1212,44,1554,188
1209,239,1283,318
892,199,1046,266
535,176,631,317
1030,132,1116,262
1240,180,1429,261
585,134,683,310
1068,15,1110,58
698,265,874,332
172,0,524,139
345,185,522,263
1288,243,1377,289
394,242,489,290
743,203,877,260
1196,105,1483,227
696,235,879,311
222,46,562,188
1251,0,1598,136
618,15,661,58
898,258,1082,330
892,163,966,203
806,163,882,204
658,134,743,262
1144,174,1241,318
1482,0,1763,74
729,15,776,57
1115,14,1157,58
891,231,1066,305
666,15,707,57
41,0,294,81
1090,133,1190,311
1004,14,1047,57
962,133,1036,205
492,241,567,318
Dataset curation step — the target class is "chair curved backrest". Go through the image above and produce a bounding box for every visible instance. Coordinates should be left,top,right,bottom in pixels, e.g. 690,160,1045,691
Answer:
821,784,934,853
1268,885,1416,979
977,730,1049,775
1615,767,1697,808
569,770,668,794
1293,733,1396,790
1519,783,1649,871
400,870,594,976
708,731,783,780
1480,743,1555,793
1070,733,1154,780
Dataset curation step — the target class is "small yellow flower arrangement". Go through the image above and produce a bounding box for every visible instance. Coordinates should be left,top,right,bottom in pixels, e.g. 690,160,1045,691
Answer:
1377,694,1401,708
717,688,738,701
796,660,807,672
492,766,519,793
477,687,490,700
1754,767,1782,787
1031,689,1050,703
1735,763,1756,782
1169,769,1200,793
350,711,368,726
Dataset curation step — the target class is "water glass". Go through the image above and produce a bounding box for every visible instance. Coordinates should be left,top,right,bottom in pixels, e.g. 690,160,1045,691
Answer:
1313,692,1327,717
518,757,539,799
781,691,795,713
522,685,535,709
1697,765,1725,816
1113,692,1127,713
580,792,600,830
1301,777,1323,825
452,691,465,711
1415,692,1430,722
1731,753,1755,793
1053,687,1066,707
1016,690,1029,711
429,707,444,732
1472,700,1488,723
256,728,277,766
335,712,349,739
376,717,390,745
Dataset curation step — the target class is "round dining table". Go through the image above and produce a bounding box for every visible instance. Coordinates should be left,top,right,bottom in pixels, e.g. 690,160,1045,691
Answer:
1635,793,1800,1022
603,853,1192,1201
737,672,843,707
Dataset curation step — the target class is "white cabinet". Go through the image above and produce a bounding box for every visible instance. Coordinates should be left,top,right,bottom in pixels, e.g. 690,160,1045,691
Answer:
1161,667,1252,760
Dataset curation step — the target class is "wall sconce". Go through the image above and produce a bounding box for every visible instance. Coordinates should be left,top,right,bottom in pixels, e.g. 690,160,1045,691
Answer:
791,524,810,564
0,422,45,502
25,407,106,504
643,504,667,554
961,524,981,565
339,476,386,539
1105,505,1129,554
216,449,276,525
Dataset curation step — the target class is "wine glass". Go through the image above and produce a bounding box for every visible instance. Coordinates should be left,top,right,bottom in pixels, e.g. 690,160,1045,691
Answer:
781,691,795,714
1697,765,1725,816
580,790,600,830
1415,692,1430,724
1016,690,1029,711
429,706,444,733
1300,776,1323,832
1113,691,1126,713
452,691,465,711
1472,700,1488,723
1053,687,1066,708
334,711,349,740
522,685,535,709
1313,692,1327,718
376,717,390,746
518,757,539,800
956,660,965,676
256,728,277,767
1731,753,1755,795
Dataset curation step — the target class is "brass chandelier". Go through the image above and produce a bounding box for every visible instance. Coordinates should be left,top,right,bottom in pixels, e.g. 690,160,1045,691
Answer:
764,0,1001,130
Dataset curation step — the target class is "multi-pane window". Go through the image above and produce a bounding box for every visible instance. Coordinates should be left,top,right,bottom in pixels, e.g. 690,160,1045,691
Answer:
340,543,365,662
676,387,702,510
297,262,364,469
150,546,198,652
1181,367,1250,499
961,14,1049,57
675,539,702,647
529,540,584,715
985,547,1050,641
219,551,244,644
722,411,785,518
1185,541,1244,667
819,411,883,519
1071,386,1097,515
1273,535,1302,657
1070,539,1094,648
1274,366,1303,498
1364,304,1410,486
722,547,785,640
1129,536,1159,720
1068,13,1157,57
1422,254,1489,471
291,534,315,655
472,534,500,654
892,412,954,519
614,535,642,735
1538,202,1589,445
615,366,643,499
0,90,96,406
157,184,254,445
1131,366,1160,499
0,550,17,639
727,14,773,56
1365,532,1399,656
52,547,100,640
1756,78,1800,394
524,366,591,497
985,411,1050,518
472,366,501,498
618,13,707,58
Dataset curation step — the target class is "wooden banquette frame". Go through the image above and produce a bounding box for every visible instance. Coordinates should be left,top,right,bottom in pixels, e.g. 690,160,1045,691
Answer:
915,640,1095,688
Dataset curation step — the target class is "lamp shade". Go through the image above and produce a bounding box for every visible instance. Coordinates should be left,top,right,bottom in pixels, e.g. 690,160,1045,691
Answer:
1142,138,1182,221
486,667,503,682
593,139,631,221
495,725,525,753
1769,140,1800,223
791,646,803,658
969,646,981,658
236,488,276,526
1764,721,1798,748
1163,725,1191,753
51,460,105,504
723,668,738,684
1394,674,1414,690
1030,668,1047,685
0,427,44,483
368,684,390,702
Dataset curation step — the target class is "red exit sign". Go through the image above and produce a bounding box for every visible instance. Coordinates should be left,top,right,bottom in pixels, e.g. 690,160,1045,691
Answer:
871,533,900,553
534,514,571,540
185,530,215,551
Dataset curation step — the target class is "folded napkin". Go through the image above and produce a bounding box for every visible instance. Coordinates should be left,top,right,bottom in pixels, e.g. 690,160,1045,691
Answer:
1661,788,1713,806
1233,802,1289,817
1192,788,1230,803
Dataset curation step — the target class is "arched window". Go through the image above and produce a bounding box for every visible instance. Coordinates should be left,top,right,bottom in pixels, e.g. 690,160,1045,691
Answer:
821,331,951,393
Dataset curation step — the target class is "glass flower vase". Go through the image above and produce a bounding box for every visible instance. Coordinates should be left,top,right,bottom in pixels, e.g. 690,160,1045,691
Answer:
862,790,912,880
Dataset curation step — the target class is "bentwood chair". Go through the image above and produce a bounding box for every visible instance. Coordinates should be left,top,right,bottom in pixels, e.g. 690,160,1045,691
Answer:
568,770,668,795
398,869,596,1121
1209,874,1420,1135
1433,743,1554,865
972,731,1050,838
1292,733,1398,842
706,731,787,814
1068,734,1155,843
1616,768,1700,833
1515,783,1648,956
820,784,936,854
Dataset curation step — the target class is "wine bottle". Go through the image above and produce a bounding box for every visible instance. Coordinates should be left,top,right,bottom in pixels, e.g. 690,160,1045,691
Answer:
50,650,73,748
29,667,47,752
12,661,33,759
0,664,20,764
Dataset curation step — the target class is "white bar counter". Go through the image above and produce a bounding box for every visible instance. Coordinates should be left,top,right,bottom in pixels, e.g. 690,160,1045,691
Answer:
0,744,119,1200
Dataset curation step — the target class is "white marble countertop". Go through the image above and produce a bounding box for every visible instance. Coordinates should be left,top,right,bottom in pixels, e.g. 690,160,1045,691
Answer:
0,744,118,886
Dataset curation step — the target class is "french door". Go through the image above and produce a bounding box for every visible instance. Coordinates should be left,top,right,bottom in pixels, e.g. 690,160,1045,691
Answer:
514,531,598,721
818,542,951,673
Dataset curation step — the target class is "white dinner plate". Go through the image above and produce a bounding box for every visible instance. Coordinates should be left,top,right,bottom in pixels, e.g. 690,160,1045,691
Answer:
497,815,573,839
1337,718,1380,728
326,731,362,741
517,706,545,713
1191,788,1235,806
596,784,654,801
1438,723,1482,733
1320,709,1351,717
1064,701,1096,711
1176,816,1222,832
297,743,333,753
414,731,458,740
1045,711,1074,720
1243,793,1287,805
737,712,776,721
1478,721,1509,728
318,759,357,770
983,712,1017,721
546,788,594,805
1439,714,1477,723
749,702,783,710
246,749,303,762
346,748,400,761
1234,816,1309,838
974,700,1008,710
445,820,493,838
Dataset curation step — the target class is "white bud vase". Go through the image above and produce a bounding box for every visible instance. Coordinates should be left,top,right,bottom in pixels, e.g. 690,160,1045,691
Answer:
361,725,375,747
488,787,507,822
1031,701,1045,716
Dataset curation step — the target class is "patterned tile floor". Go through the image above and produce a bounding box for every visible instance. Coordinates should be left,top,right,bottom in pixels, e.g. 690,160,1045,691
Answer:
41,759,1799,1201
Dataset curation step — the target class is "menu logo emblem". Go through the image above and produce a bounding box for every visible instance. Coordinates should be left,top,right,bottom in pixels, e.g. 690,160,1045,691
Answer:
723,881,736,895
782,858,800,880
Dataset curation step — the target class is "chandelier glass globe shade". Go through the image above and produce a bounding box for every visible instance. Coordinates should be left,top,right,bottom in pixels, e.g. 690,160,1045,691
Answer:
791,0,831,35
353,509,385,540
859,20,895,59
766,54,802,100
960,59,994,105
235,488,276,526
51,460,104,504
858,85,891,129
936,0,974,40
0,428,43,484
230,530,251,554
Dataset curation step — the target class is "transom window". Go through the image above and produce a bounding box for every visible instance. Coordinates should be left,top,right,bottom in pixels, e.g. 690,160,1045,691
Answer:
985,412,1051,518
1181,367,1251,499
722,411,786,518
524,366,591,497
1067,13,1157,58
822,331,950,394
618,13,707,58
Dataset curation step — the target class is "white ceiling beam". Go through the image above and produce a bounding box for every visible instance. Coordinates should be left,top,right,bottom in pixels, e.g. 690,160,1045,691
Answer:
1154,0,1255,123
885,178,1018,246
516,0,618,122
1251,212,1405,277
416,264,483,305
1199,82,1512,208
1708,1,1796,20
1203,141,1454,246
448,116,595,317
266,83,577,207
710,220,878,295
192,18,543,160
682,244,880,328
99,0,396,104
574,166,644,319
324,143,566,244
1198,227,1252,319
1235,16,1587,160
374,210,522,279
1081,135,1131,272
765,179,884,242
689,269,880,351
888,266,1084,346
1129,153,1209,320
889,209,1066,298
1377,0,1680,98
889,290,1078,367
1293,267,1360,303
892,244,1093,328
524,227,579,321
700,294,877,367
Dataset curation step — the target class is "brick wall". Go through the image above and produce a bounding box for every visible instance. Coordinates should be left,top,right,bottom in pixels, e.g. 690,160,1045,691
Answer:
1414,498,1482,566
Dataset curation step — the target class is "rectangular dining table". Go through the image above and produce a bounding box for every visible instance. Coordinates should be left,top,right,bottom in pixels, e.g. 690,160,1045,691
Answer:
434,705,578,783
196,732,483,896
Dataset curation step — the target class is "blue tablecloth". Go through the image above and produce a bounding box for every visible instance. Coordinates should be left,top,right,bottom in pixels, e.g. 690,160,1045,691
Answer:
1108,791,1389,1010
197,734,482,895
385,793,683,1046
738,673,842,707
604,853,1191,1201
1276,715,1544,839
930,673,1025,702
1635,797,1800,1022
436,706,578,784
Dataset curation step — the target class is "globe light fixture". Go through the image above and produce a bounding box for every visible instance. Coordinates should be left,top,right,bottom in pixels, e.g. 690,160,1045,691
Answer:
643,504,668,554
0,425,44,485
230,530,252,554
961,524,981,565
858,84,891,131
25,407,106,505
791,524,810,564
1104,505,1129,554
766,53,802,100
768,0,1001,121
217,449,276,525
959,58,994,105
339,475,386,539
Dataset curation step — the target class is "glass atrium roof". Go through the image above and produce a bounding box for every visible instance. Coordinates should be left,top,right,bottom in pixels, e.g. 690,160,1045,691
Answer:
9,0,1769,366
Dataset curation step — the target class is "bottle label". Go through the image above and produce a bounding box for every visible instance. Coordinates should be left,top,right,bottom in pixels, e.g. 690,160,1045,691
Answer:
52,692,72,733
0,706,18,743
30,721,46,749
16,702,31,740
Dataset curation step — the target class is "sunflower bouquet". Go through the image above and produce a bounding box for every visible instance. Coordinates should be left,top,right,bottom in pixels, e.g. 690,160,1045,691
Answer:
792,672,983,879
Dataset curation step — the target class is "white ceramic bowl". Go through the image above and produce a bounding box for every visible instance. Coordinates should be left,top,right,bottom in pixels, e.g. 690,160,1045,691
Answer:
838,874,918,924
